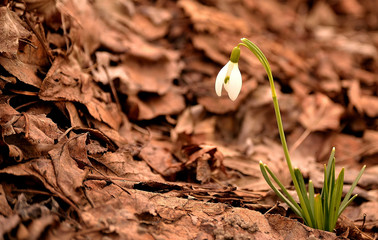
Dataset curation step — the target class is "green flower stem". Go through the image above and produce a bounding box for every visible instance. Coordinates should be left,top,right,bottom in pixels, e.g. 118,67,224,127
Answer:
237,38,366,231
238,39,298,187
240,38,316,226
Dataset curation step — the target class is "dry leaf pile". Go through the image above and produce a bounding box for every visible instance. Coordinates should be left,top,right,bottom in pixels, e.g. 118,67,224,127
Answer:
0,0,377,239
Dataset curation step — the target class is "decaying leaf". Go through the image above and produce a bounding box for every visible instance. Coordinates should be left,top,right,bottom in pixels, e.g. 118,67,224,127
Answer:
181,144,225,183
178,0,249,34
0,56,42,88
127,91,185,120
0,0,377,238
48,140,86,204
139,144,182,178
299,93,344,131
0,7,30,55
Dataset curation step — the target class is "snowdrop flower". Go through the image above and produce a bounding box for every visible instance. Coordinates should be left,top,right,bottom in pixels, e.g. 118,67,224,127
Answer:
215,47,242,101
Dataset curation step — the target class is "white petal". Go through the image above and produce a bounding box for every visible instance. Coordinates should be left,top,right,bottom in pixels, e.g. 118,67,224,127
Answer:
223,62,234,92
215,61,230,96
226,64,242,101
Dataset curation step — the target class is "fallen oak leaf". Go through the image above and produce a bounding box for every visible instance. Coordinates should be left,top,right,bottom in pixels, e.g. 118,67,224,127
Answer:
48,137,88,204
1,111,63,161
181,144,225,183
127,91,185,120
346,79,363,114
139,144,182,178
39,57,122,129
0,160,81,213
0,55,42,88
178,0,248,34
0,7,30,56
0,184,13,216
299,92,344,131
292,93,344,152
91,148,165,182
196,153,212,183
360,95,378,118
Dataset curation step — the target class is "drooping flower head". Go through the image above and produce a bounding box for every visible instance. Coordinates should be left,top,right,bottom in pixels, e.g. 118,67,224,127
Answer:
215,46,242,101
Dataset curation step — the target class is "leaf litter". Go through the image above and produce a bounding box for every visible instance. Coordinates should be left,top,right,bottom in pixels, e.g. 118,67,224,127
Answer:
0,0,377,239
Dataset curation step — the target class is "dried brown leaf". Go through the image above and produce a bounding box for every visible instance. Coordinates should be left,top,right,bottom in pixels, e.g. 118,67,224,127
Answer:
1,112,63,161
360,95,378,118
172,105,216,143
305,1,337,28
196,154,212,183
139,144,181,178
299,93,344,131
0,7,30,55
39,57,122,129
25,0,60,28
0,56,42,88
94,148,164,181
120,49,181,95
347,79,363,113
316,56,341,94
0,184,13,216
131,12,169,40
127,91,185,120
362,130,378,156
179,0,248,34
0,215,21,238
48,139,86,204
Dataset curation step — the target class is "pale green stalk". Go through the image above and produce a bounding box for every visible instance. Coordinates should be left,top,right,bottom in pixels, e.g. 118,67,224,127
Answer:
234,38,366,231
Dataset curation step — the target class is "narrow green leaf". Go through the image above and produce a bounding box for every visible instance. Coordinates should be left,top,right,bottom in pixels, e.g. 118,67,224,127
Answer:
321,164,329,227
259,162,303,218
264,165,301,211
327,157,336,208
325,147,336,185
321,164,328,198
314,194,324,230
324,156,337,230
294,168,315,227
329,168,344,231
338,194,358,217
321,149,336,229
308,180,316,227
339,165,366,216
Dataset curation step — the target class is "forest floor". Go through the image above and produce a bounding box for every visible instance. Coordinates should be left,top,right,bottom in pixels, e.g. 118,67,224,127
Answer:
0,0,377,239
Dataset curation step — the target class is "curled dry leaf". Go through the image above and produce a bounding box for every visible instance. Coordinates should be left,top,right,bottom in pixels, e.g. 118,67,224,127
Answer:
0,7,30,55
139,144,182,178
0,56,42,88
39,57,122,129
360,95,378,118
0,105,63,161
181,144,225,183
48,139,87,204
347,79,363,113
178,0,248,34
24,0,61,30
0,184,13,216
171,104,217,143
299,92,344,131
121,48,181,95
93,148,165,182
127,91,185,120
